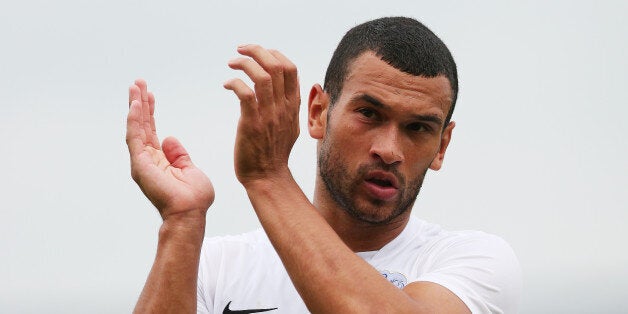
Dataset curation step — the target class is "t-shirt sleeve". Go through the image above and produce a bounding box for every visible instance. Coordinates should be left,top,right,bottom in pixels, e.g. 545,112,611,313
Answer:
415,233,522,314
197,238,219,314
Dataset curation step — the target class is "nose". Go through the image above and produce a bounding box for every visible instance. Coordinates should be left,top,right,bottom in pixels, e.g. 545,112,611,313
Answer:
369,126,404,165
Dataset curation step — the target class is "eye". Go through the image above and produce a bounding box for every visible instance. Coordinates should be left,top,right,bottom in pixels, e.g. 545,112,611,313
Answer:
357,107,377,119
406,122,429,133
357,108,375,118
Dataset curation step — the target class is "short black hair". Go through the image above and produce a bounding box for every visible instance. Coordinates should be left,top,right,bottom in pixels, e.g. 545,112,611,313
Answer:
324,17,458,125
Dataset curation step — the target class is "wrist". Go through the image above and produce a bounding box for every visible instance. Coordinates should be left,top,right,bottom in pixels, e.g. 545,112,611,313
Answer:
159,211,206,243
241,167,295,192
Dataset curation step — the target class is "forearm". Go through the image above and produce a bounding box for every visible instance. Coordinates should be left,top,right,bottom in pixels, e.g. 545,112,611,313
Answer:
134,215,205,314
244,175,421,313
126,78,214,313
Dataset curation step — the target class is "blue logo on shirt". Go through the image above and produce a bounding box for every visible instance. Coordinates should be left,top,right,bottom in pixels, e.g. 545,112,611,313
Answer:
380,270,407,289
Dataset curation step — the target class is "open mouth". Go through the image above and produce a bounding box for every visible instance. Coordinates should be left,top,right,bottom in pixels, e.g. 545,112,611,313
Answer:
366,178,394,188
364,171,399,201
364,170,399,189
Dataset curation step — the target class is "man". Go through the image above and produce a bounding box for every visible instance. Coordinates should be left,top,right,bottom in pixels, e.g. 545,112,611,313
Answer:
127,17,521,313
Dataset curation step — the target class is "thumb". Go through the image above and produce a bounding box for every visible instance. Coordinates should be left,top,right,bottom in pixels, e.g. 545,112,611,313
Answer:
162,136,194,169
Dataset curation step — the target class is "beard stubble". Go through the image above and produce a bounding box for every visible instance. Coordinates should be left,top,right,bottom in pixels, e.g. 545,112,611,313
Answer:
317,135,428,225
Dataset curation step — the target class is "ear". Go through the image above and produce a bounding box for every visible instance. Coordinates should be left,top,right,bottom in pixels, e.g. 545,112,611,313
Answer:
429,121,455,171
308,84,330,139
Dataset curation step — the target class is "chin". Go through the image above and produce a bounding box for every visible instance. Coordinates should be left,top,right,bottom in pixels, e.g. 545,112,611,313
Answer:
347,200,408,225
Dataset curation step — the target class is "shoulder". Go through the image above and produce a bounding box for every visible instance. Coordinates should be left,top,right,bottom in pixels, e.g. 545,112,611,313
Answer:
429,227,518,263
202,228,270,247
411,221,522,313
197,229,292,313
200,228,272,259
407,218,518,266
198,228,278,291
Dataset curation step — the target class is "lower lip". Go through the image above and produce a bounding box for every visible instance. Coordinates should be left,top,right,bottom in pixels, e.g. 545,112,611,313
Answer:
364,181,398,201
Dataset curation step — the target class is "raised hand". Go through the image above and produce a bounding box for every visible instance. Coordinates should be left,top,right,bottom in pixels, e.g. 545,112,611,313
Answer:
223,45,301,186
126,79,214,222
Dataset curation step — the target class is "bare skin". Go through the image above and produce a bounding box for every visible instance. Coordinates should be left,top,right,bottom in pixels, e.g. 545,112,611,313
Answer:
128,45,469,313
224,46,467,313
127,79,214,313
310,52,456,252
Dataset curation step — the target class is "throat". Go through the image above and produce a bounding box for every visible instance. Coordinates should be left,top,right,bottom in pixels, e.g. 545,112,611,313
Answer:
313,175,410,251
321,203,409,252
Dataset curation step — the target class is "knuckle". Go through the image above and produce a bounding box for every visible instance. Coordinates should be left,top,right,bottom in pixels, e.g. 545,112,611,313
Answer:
269,117,281,128
257,73,272,85
285,63,297,74
247,122,263,135
267,62,283,76
241,89,256,102
286,95,301,106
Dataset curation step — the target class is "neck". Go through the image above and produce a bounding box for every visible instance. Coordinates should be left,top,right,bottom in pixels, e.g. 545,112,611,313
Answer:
313,177,411,252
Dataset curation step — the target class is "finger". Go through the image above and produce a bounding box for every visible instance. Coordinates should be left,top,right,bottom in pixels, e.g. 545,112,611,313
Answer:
129,84,141,108
223,78,258,119
237,44,285,105
126,99,146,158
148,91,158,139
148,92,156,115
128,84,145,143
162,136,194,170
269,49,300,103
228,57,274,107
135,79,160,148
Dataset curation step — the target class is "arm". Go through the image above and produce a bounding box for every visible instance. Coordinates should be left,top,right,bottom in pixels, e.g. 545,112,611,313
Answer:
244,176,467,313
224,45,469,313
126,79,214,313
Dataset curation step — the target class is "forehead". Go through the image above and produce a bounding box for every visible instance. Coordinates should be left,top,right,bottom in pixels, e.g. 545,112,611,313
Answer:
338,52,452,116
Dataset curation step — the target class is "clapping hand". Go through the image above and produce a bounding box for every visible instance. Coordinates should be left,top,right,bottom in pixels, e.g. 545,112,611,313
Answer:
126,79,214,223
223,45,301,187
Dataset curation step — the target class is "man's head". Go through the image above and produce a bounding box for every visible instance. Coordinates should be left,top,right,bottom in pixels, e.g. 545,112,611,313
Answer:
324,16,458,126
308,17,457,225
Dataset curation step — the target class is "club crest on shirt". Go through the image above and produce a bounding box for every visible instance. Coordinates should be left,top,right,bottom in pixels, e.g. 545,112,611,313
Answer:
379,270,407,289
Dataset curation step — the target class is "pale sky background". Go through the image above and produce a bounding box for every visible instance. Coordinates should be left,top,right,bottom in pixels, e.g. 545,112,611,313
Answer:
1,0,626,313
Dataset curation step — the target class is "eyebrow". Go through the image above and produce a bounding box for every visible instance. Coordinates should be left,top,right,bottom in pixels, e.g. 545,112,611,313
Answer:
352,93,444,126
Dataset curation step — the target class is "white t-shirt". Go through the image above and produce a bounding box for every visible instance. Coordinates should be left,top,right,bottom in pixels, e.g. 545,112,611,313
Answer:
197,216,522,313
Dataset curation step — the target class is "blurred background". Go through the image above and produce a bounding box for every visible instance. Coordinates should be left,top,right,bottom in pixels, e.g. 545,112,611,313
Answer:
1,0,626,312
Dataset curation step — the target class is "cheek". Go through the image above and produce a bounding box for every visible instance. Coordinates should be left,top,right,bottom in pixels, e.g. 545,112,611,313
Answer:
329,124,371,155
405,136,442,161
402,146,439,172
345,138,374,167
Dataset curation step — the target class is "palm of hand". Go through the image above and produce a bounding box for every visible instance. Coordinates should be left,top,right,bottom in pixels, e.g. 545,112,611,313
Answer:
127,80,214,220
134,144,214,218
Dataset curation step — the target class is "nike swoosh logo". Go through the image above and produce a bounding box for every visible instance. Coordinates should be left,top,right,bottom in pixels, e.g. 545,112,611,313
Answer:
223,301,278,314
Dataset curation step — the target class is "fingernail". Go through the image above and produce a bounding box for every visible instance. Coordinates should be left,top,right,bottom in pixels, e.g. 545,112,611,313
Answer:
237,43,249,48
